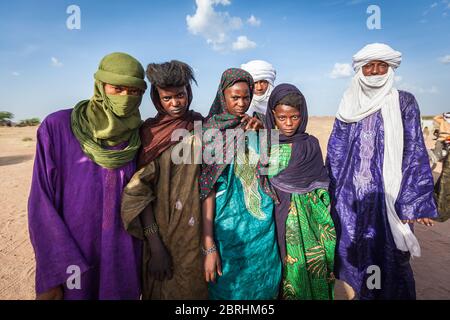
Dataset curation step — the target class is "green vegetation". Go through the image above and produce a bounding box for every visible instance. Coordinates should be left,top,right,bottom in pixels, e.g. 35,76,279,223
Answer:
0,111,14,126
16,118,41,127
1,111,41,127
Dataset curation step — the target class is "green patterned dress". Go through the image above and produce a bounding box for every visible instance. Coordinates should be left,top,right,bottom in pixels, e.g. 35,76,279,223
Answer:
268,144,336,300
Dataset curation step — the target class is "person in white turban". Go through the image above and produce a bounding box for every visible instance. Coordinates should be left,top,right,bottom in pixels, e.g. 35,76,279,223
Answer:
240,60,276,122
326,43,439,300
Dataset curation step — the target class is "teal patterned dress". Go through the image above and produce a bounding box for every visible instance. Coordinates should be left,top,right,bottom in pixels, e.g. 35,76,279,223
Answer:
208,133,282,300
269,144,336,300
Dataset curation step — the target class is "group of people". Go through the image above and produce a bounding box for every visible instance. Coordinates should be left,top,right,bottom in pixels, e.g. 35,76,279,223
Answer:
28,43,441,301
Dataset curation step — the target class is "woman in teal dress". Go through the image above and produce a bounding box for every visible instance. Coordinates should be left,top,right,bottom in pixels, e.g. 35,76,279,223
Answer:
265,84,336,300
199,68,282,300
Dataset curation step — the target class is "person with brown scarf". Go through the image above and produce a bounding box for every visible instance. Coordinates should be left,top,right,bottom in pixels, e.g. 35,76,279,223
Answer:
120,60,206,299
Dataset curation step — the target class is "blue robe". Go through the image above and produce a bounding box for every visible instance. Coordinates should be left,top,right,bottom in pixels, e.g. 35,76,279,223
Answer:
326,91,438,300
208,132,282,300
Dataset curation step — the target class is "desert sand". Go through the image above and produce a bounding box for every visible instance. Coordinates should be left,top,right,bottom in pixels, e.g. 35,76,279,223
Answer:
0,118,448,300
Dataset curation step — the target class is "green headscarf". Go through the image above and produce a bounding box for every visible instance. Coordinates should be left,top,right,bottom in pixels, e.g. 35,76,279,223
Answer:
71,52,147,169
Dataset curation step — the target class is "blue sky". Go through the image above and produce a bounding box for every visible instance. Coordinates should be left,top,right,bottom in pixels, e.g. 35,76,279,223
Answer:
0,0,449,121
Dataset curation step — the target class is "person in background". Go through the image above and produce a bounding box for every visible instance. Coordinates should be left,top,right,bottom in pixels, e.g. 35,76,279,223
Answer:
241,60,277,123
433,112,450,142
434,112,450,222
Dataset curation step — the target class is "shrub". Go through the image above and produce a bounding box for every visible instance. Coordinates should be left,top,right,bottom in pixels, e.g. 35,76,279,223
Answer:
17,118,41,127
0,111,14,126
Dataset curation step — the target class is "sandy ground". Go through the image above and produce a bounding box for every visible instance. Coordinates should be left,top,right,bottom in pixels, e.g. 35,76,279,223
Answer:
0,118,448,300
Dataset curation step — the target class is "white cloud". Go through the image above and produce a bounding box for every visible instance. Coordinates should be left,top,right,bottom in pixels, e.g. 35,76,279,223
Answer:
186,0,243,51
247,15,261,27
232,36,256,51
398,82,439,95
347,0,366,5
428,86,439,94
329,63,353,79
424,1,449,15
423,2,438,15
51,57,63,68
20,44,38,57
12,72,20,76
439,55,450,63
395,75,403,83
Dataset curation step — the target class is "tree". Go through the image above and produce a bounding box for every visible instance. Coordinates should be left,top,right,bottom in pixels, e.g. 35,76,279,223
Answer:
17,118,41,127
0,111,14,121
0,111,14,126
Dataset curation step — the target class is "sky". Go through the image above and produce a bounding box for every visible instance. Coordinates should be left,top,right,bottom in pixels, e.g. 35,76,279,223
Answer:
0,0,449,122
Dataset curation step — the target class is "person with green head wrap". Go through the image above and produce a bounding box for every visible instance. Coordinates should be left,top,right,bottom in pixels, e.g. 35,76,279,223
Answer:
28,52,147,300
71,52,147,167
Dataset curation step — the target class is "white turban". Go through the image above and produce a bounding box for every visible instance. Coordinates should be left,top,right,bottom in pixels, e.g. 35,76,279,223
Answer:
240,60,277,115
337,43,421,258
352,43,402,71
240,60,276,85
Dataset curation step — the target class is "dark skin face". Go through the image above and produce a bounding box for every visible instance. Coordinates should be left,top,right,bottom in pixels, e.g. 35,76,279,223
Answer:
104,83,144,96
272,104,302,137
224,81,251,116
362,60,389,76
156,86,189,118
254,80,269,96
223,81,264,130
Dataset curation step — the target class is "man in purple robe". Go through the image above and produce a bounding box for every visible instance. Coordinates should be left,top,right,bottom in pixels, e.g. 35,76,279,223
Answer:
327,43,439,300
27,52,147,299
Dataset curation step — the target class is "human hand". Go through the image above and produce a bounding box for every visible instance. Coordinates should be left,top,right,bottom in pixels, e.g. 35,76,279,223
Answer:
401,218,434,227
240,114,264,130
148,242,174,281
204,251,222,283
417,218,434,227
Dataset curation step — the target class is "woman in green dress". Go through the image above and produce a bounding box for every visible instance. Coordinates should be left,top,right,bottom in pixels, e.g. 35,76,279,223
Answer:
200,68,282,300
265,83,336,300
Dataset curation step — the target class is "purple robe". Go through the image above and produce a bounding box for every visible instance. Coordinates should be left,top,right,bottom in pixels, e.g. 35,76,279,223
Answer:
28,109,141,300
326,91,438,300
